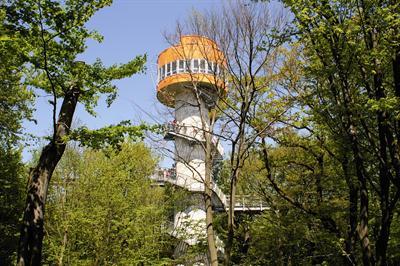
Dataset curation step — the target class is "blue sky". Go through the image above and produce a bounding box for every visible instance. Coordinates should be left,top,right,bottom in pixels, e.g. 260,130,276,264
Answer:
23,0,222,158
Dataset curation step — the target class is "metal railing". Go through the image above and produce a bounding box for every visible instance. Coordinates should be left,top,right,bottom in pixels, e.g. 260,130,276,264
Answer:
149,168,177,184
225,195,269,211
150,168,268,212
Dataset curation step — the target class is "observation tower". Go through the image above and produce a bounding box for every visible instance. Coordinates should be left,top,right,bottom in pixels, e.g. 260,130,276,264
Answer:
156,35,226,261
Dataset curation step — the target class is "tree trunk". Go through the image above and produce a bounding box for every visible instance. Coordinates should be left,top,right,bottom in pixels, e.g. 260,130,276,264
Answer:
373,50,400,265
342,158,358,266
357,177,373,266
392,45,400,146
349,130,374,265
345,111,374,265
375,109,390,266
205,131,218,266
224,171,237,266
225,133,244,266
375,207,392,266
17,87,80,265
316,155,323,205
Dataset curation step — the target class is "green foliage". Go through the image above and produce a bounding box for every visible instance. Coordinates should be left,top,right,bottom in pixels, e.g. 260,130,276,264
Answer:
2,1,153,264
218,139,349,265
0,148,26,264
3,0,146,117
0,4,33,146
68,121,162,150
43,142,173,265
0,5,34,264
246,209,344,266
388,212,400,261
272,0,400,264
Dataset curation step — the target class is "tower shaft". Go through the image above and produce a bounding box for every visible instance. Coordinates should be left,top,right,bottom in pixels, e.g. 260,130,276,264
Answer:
175,88,209,191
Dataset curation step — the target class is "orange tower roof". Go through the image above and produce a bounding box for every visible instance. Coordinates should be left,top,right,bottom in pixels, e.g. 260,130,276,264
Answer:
156,35,226,107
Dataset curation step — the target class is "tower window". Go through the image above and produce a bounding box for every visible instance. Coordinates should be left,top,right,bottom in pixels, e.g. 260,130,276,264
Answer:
178,60,185,73
200,59,206,73
166,63,171,76
172,61,177,74
159,66,165,81
207,62,213,74
162,65,165,79
193,59,199,73
185,60,191,72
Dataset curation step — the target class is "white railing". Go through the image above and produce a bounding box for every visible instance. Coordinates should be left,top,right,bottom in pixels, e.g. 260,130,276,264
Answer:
225,195,269,212
149,168,177,185
150,168,269,212
158,59,224,83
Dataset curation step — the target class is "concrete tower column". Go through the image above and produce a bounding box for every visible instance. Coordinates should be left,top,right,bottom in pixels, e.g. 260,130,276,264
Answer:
173,87,209,246
175,87,209,191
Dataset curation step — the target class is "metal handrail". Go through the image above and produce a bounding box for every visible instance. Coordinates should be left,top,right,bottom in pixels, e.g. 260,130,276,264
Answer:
225,195,268,210
150,168,269,211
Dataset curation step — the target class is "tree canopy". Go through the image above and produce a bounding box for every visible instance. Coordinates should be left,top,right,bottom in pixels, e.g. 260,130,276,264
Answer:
1,0,400,265
42,142,173,265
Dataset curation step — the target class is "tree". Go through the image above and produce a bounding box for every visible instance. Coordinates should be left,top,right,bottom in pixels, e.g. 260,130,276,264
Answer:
180,2,289,264
42,142,172,265
3,1,146,264
214,126,351,265
0,149,27,264
256,134,349,264
0,6,33,264
276,0,400,264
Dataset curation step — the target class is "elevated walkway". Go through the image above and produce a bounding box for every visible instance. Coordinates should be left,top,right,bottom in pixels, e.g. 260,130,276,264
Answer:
150,168,269,213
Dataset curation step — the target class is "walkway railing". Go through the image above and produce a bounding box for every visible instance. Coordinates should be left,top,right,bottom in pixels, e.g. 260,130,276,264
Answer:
149,168,177,185
150,168,269,212
225,195,269,212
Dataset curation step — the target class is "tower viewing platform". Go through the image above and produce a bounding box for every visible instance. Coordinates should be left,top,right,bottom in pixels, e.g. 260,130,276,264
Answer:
156,35,226,108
